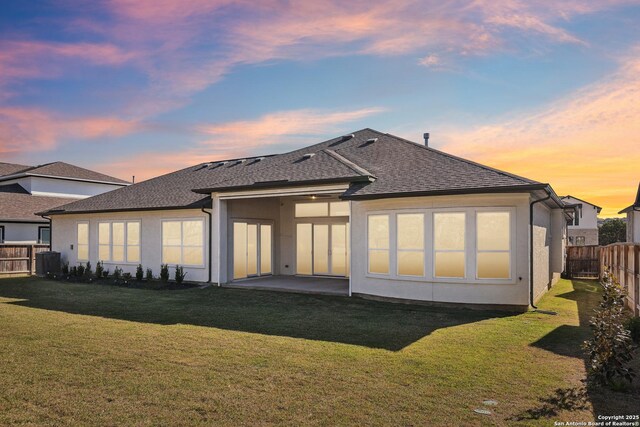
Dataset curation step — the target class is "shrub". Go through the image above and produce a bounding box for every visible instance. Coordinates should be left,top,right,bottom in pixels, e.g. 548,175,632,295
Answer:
70,266,77,276
160,264,169,282
62,262,69,276
122,272,132,282
113,266,123,280
627,317,640,344
85,262,93,278
76,264,85,277
174,265,187,284
583,270,636,388
103,269,109,278
145,268,153,281
95,261,104,279
136,264,144,281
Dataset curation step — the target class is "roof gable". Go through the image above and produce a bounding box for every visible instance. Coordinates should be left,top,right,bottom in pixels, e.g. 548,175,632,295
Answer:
0,162,31,177
15,162,130,185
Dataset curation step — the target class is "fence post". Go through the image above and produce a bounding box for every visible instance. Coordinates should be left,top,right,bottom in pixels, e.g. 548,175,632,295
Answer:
29,245,34,275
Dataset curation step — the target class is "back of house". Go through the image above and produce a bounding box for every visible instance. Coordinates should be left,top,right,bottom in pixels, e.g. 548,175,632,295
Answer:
41,129,572,309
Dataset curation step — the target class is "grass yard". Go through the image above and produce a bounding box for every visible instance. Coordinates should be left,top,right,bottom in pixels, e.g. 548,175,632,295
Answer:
0,278,638,426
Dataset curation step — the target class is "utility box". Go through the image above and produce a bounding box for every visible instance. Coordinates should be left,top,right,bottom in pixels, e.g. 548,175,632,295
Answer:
36,251,61,277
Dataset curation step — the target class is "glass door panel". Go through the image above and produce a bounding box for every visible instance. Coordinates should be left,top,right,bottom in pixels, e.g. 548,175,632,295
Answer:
233,222,247,279
313,224,329,274
296,223,312,275
247,224,258,276
260,225,272,275
331,224,347,276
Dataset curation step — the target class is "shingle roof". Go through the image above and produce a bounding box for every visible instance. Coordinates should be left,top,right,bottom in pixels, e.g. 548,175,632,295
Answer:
560,195,602,213
0,161,130,185
0,185,76,222
0,162,31,177
43,129,548,215
619,182,640,214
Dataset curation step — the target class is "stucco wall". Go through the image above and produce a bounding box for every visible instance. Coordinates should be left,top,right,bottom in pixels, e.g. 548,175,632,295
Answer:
564,196,599,230
0,222,46,243
51,209,210,282
350,193,533,306
567,228,599,246
532,203,552,303
628,211,640,244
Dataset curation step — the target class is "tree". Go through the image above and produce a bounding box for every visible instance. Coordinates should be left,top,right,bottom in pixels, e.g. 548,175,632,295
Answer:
599,218,626,246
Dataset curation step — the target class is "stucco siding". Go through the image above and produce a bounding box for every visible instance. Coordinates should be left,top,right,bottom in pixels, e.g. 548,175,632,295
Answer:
532,203,552,303
51,209,210,282
350,193,532,306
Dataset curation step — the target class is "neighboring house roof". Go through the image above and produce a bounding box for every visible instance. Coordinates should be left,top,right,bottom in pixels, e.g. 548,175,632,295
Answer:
0,185,76,222
0,162,31,177
0,161,130,185
560,195,602,213
42,129,557,216
619,182,640,214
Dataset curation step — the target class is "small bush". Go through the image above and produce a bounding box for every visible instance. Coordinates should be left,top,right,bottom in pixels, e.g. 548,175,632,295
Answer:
160,264,169,282
76,264,85,277
95,261,104,279
113,266,123,280
70,266,77,276
122,272,132,282
62,262,69,276
103,269,109,278
145,268,153,281
136,264,144,281
174,265,187,284
85,262,92,278
583,270,636,388
627,317,640,344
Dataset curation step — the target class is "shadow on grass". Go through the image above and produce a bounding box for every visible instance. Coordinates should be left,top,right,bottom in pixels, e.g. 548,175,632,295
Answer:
0,278,515,351
511,386,590,421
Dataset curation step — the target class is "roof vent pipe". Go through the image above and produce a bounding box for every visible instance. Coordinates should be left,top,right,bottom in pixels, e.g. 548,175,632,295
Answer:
302,153,315,159
423,133,430,146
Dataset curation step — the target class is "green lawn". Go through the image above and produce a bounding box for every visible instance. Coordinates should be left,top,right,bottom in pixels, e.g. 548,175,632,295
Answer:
0,278,638,426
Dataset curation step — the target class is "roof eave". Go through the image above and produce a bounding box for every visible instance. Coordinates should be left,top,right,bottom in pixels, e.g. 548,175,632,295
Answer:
0,172,130,186
192,176,373,195
39,199,212,217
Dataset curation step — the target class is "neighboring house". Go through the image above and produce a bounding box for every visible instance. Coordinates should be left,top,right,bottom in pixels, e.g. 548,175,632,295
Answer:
560,195,602,246
42,129,571,309
0,162,129,244
619,183,640,243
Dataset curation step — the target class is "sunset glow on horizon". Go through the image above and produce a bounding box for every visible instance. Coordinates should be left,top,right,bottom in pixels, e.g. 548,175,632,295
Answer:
1,1,639,217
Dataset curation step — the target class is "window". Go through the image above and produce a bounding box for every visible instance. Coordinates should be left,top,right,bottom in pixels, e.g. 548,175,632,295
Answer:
162,220,204,266
476,212,511,279
77,223,89,261
0,225,4,243
368,215,389,274
295,201,349,218
576,236,585,246
98,221,141,263
38,227,51,244
433,212,465,278
397,213,424,276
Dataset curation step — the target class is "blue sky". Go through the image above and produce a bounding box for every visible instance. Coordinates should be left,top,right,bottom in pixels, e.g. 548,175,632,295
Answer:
1,0,639,215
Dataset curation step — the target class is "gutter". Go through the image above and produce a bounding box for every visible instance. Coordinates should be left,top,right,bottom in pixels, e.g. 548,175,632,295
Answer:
529,192,552,309
201,207,213,283
38,214,52,249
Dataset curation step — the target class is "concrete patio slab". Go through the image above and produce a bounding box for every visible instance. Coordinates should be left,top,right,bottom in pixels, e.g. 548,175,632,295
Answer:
223,275,349,296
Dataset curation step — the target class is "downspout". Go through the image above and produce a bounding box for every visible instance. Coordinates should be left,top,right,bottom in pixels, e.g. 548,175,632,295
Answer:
529,192,551,308
201,207,213,283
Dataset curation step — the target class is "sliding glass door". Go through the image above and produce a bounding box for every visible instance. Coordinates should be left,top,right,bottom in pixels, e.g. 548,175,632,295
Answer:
233,221,273,280
296,222,349,277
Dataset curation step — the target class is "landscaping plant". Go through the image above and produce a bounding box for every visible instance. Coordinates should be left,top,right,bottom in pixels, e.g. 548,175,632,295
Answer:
95,261,104,279
113,266,123,281
583,270,636,388
627,317,640,344
76,264,85,277
145,268,153,281
174,265,187,284
61,262,69,276
160,264,169,282
136,264,144,281
84,262,92,278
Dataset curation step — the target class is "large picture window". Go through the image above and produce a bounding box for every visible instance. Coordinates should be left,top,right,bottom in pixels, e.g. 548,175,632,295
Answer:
368,214,389,274
77,222,89,261
476,212,511,279
295,201,349,218
433,212,466,278
397,213,424,276
162,220,204,266
98,221,141,263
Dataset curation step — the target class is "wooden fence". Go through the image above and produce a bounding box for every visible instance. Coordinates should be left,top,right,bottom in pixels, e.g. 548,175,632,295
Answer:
0,244,50,276
566,245,600,279
600,243,640,316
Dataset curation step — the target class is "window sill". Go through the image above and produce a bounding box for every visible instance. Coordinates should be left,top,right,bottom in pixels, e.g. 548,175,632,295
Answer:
365,274,517,285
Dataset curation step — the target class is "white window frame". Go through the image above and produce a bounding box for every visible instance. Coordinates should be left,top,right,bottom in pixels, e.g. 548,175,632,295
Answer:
475,209,514,281
97,220,141,265
367,214,391,276
365,206,516,284
161,218,206,268
38,226,51,244
76,221,89,262
433,211,467,280
0,225,4,243
396,212,425,278
295,201,350,218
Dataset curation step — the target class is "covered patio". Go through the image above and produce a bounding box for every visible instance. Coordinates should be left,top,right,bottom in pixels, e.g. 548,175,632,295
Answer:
223,275,349,296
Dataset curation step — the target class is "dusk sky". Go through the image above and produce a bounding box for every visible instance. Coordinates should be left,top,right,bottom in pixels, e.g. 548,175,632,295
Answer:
1,1,639,217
